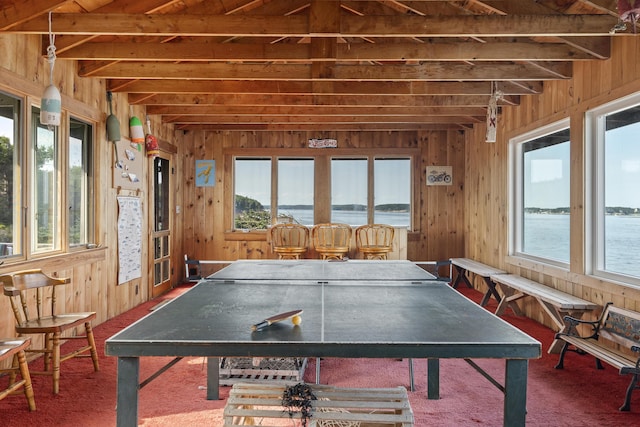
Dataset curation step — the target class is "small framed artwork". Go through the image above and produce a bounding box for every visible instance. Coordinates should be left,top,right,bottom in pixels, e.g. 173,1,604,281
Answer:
426,166,452,186
195,160,216,187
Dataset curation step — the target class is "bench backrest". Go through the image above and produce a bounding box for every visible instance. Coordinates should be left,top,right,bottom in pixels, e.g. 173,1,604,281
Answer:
599,303,640,349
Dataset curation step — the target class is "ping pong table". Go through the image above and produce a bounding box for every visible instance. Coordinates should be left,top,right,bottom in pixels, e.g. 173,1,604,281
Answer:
105,259,541,427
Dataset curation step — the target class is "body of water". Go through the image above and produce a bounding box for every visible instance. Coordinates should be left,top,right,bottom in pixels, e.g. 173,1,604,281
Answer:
278,209,410,228
524,213,640,278
282,209,640,279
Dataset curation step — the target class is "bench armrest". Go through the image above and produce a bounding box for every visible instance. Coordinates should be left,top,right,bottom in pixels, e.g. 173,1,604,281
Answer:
558,315,600,339
620,346,640,375
559,302,613,339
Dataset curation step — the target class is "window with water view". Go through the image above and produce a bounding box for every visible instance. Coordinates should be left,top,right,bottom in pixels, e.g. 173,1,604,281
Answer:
512,121,571,266
588,93,640,283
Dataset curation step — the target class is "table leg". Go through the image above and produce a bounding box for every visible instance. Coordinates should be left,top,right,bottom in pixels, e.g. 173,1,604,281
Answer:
504,359,528,427
427,359,440,399
116,357,139,427
206,357,220,400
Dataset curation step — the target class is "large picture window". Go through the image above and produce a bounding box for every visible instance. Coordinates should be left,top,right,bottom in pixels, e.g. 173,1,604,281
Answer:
510,120,571,267
233,153,413,230
586,92,640,283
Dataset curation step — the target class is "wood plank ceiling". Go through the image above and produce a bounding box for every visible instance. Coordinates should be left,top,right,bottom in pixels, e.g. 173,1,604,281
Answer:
0,0,635,131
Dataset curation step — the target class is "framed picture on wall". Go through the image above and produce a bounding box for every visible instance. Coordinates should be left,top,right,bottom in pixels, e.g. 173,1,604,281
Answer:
426,166,452,186
196,160,216,187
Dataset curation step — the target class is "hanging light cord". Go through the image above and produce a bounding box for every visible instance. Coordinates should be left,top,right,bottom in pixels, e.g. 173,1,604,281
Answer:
46,11,56,85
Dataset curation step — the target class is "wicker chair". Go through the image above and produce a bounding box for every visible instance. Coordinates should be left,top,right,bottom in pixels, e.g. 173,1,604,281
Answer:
355,224,395,260
1,269,100,394
269,223,310,259
311,223,352,260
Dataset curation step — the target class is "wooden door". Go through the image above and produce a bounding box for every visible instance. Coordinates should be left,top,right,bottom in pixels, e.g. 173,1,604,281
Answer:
150,154,173,298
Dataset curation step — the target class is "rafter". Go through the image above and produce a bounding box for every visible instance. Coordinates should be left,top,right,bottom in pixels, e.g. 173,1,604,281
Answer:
9,13,621,37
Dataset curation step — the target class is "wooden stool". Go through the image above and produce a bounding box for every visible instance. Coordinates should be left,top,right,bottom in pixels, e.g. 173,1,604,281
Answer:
0,338,36,411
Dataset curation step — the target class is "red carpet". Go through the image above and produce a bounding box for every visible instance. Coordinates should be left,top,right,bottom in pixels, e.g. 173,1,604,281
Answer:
2,284,639,426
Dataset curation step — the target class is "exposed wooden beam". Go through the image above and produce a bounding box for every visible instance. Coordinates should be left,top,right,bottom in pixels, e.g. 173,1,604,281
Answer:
163,115,483,124
145,105,488,116
10,13,621,37
129,93,519,107
59,40,600,61
174,123,471,131
82,61,571,80
111,79,542,95
0,0,66,31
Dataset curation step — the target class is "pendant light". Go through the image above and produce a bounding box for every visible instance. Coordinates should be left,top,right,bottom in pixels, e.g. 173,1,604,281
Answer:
40,12,61,128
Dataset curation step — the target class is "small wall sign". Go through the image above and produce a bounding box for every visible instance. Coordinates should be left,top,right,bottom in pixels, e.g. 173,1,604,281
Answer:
308,138,337,148
426,166,452,186
195,160,215,187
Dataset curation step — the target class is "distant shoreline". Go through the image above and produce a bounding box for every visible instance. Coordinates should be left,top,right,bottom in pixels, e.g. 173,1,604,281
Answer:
525,207,640,216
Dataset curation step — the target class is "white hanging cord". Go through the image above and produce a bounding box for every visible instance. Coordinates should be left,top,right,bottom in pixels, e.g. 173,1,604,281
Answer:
46,11,56,85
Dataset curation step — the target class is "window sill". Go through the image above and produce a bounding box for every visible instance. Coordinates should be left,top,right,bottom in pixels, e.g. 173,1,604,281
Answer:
224,230,268,241
0,246,107,274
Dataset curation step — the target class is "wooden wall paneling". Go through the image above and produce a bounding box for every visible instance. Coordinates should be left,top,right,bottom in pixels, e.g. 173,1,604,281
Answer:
464,35,640,331
187,129,466,264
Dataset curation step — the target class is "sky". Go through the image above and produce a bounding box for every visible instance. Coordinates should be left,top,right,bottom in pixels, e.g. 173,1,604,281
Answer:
524,123,640,209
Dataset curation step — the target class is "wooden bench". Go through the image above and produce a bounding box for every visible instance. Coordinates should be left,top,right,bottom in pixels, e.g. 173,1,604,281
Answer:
490,274,600,354
450,258,506,307
554,302,640,411
224,382,414,426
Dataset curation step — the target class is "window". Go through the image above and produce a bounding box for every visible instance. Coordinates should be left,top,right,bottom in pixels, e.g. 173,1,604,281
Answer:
31,107,60,253
0,92,21,257
277,158,314,225
0,90,95,261
234,158,271,229
510,120,571,267
586,92,640,283
331,158,368,226
374,158,411,227
68,117,94,248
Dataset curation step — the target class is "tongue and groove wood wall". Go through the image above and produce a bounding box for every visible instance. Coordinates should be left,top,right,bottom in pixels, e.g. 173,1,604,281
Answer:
2,32,640,351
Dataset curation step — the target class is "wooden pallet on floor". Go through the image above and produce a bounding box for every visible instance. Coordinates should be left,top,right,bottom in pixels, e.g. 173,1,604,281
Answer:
219,357,308,386
224,382,414,426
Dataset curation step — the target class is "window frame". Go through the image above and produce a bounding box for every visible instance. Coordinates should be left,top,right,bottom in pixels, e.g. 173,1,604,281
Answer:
0,88,97,262
227,149,416,233
585,91,640,287
509,118,571,269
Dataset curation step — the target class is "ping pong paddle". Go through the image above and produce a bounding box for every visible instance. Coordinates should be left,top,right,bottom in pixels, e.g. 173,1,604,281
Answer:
251,309,303,331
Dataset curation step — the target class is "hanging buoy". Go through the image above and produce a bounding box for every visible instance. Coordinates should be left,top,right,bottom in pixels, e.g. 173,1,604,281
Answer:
129,115,145,143
41,84,61,127
40,12,60,127
145,115,159,158
106,91,121,142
